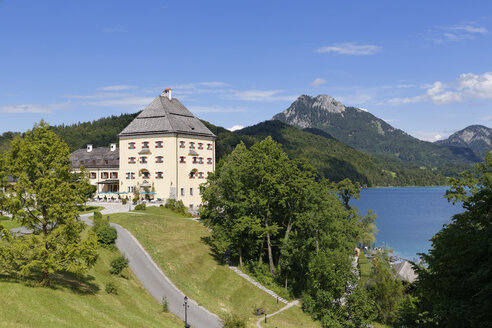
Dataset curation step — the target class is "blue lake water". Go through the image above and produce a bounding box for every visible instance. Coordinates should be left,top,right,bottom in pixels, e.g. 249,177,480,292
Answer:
351,187,464,261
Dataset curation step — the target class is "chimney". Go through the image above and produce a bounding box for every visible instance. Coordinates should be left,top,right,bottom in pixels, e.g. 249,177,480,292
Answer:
163,88,172,100
110,143,117,152
87,144,93,152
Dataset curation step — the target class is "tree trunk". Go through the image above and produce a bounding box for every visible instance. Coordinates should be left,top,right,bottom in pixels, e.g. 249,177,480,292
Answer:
239,248,243,268
284,217,293,243
266,225,274,278
285,276,288,290
41,208,50,285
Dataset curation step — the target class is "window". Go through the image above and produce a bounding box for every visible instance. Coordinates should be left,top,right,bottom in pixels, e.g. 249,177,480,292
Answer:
79,160,84,165
110,172,118,179
128,142,136,149
128,157,136,164
190,188,193,196
198,157,203,164
189,142,195,149
189,204,194,209
207,143,213,150
155,171,163,179
179,141,185,148
180,188,185,196
104,160,108,165
126,172,135,180
179,156,186,163
198,172,204,179
140,156,148,164
198,143,203,150
141,171,150,179
189,171,196,179
192,157,198,164
156,156,163,163
207,157,212,165
142,141,149,149
90,172,96,179
128,186,134,193
155,141,163,148
101,172,109,179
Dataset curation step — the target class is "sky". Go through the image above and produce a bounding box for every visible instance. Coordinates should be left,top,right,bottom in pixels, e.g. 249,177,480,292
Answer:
1,0,492,141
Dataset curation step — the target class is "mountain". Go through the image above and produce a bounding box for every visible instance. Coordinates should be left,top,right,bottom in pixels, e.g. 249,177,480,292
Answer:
436,125,492,158
273,95,481,168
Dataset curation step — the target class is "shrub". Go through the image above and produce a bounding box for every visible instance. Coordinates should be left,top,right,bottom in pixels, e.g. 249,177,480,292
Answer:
223,314,246,328
96,225,117,245
162,296,169,312
121,198,127,205
164,199,188,215
105,282,118,295
93,211,102,219
110,255,129,275
132,198,138,205
92,216,117,246
134,203,146,211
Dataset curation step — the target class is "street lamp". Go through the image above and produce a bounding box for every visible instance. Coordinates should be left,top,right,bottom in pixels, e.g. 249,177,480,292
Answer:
183,296,190,328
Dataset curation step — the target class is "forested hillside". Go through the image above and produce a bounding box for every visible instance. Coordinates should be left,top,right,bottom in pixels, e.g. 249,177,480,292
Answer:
0,113,447,186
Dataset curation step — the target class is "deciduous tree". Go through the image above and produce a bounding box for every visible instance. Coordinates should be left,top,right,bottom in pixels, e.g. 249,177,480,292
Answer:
0,122,98,285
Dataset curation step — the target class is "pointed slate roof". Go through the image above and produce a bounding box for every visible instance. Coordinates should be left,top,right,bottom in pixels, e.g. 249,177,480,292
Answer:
119,94,215,138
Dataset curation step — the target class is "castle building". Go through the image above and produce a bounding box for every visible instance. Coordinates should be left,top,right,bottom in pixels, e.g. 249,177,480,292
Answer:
70,89,216,209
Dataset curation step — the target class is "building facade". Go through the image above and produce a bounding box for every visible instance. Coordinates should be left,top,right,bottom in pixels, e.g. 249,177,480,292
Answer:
70,89,216,209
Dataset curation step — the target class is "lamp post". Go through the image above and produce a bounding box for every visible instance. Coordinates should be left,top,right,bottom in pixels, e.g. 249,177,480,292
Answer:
183,296,190,328
129,195,131,211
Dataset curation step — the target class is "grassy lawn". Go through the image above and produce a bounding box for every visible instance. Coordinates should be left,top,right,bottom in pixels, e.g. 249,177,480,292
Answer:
0,245,182,328
110,206,320,328
260,305,320,328
77,205,105,215
0,216,22,230
358,251,372,287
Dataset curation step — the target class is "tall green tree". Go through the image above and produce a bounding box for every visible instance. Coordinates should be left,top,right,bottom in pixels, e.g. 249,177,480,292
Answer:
367,254,404,325
415,152,492,327
201,142,261,267
0,122,98,285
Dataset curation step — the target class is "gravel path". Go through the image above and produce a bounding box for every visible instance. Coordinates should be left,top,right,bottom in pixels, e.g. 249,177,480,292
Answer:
255,300,300,328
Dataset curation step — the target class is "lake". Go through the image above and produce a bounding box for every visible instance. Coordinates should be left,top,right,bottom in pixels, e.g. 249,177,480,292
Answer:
351,187,464,261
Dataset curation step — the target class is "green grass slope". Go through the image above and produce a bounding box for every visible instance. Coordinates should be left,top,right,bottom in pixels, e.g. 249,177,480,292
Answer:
0,245,182,328
111,206,320,328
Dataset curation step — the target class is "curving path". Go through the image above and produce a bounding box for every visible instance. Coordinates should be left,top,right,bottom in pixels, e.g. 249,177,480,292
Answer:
255,300,300,328
79,203,222,328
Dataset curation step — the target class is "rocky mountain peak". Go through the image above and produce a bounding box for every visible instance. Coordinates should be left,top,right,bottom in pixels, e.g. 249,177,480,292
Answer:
436,124,492,158
455,125,491,145
273,94,346,128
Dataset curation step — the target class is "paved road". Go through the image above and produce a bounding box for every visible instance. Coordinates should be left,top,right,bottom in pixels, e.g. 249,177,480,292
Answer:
14,202,222,328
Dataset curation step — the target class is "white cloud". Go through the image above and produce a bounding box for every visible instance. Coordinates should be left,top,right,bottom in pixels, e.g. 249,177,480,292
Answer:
311,78,328,87
103,27,126,33
0,102,70,114
228,125,244,132
482,115,492,121
87,97,154,107
457,72,492,99
451,24,488,34
317,42,381,55
232,89,296,101
429,22,488,44
98,85,135,91
187,106,245,113
412,131,448,142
